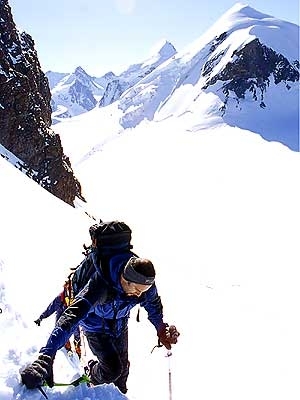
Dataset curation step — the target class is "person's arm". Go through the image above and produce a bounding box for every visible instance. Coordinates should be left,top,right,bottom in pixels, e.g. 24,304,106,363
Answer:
141,284,180,350
140,284,164,329
40,271,103,356
35,294,61,325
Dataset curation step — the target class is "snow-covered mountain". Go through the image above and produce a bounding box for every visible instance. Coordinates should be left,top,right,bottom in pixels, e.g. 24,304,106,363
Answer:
118,39,177,85
47,40,177,124
118,3,299,150
46,67,105,124
49,4,299,151
99,40,177,107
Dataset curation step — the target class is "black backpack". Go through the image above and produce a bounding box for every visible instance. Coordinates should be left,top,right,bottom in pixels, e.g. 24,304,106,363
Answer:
64,220,133,303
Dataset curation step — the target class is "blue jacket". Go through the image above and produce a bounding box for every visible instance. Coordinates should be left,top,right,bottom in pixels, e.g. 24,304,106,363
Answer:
40,252,164,357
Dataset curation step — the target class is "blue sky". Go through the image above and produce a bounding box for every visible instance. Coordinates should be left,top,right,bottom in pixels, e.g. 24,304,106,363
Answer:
9,0,300,76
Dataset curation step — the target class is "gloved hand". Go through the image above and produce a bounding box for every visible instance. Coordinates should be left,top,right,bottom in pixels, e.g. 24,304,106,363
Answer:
157,323,180,350
20,354,54,389
34,318,42,326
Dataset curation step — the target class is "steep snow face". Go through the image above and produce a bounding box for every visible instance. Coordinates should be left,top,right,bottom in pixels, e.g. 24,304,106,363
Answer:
96,39,177,108
141,39,177,67
118,39,177,85
117,3,299,150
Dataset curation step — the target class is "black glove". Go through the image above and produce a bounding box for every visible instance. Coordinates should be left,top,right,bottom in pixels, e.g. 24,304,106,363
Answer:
157,323,180,350
20,354,54,389
34,318,42,326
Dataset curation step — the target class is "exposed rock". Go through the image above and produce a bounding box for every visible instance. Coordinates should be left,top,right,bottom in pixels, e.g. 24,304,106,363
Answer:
99,79,129,107
0,0,85,206
69,79,97,111
203,37,299,111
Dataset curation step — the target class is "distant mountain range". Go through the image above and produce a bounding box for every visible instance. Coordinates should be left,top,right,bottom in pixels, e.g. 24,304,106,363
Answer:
46,40,177,124
46,4,299,151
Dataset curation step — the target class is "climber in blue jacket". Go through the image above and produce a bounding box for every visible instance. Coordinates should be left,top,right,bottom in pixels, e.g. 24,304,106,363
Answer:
21,255,180,394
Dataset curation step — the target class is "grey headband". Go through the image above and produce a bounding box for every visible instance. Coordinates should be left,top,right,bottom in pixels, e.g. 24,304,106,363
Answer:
123,257,155,285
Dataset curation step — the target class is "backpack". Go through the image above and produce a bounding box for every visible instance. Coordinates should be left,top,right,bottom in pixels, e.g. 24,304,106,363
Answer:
64,220,133,303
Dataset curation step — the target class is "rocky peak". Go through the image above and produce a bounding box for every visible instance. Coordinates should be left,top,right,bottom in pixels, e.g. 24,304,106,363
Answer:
48,66,103,123
101,71,116,80
69,80,97,110
0,0,85,206
99,79,127,107
74,66,93,85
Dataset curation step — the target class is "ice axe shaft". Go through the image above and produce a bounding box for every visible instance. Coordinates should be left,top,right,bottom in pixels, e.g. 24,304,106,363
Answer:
166,350,172,400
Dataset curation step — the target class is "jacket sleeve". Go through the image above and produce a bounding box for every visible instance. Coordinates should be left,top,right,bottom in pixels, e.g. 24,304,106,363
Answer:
39,295,62,319
140,284,164,331
40,272,105,356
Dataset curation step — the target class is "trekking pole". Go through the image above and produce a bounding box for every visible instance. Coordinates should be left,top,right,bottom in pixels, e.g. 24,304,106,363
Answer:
166,350,173,400
37,385,48,399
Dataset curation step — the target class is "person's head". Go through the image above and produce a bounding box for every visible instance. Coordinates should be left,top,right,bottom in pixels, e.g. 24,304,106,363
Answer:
121,257,155,297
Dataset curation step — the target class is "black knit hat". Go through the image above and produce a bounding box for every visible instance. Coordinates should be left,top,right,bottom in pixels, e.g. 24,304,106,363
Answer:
123,257,155,285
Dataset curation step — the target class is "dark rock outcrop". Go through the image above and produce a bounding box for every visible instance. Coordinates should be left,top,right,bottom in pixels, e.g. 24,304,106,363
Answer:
99,79,128,107
203,37,299,111
0,0,84,206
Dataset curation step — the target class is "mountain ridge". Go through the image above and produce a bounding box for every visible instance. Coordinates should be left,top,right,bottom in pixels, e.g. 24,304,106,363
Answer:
48,3,299,150
47,39,177,124
117,3,299,150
